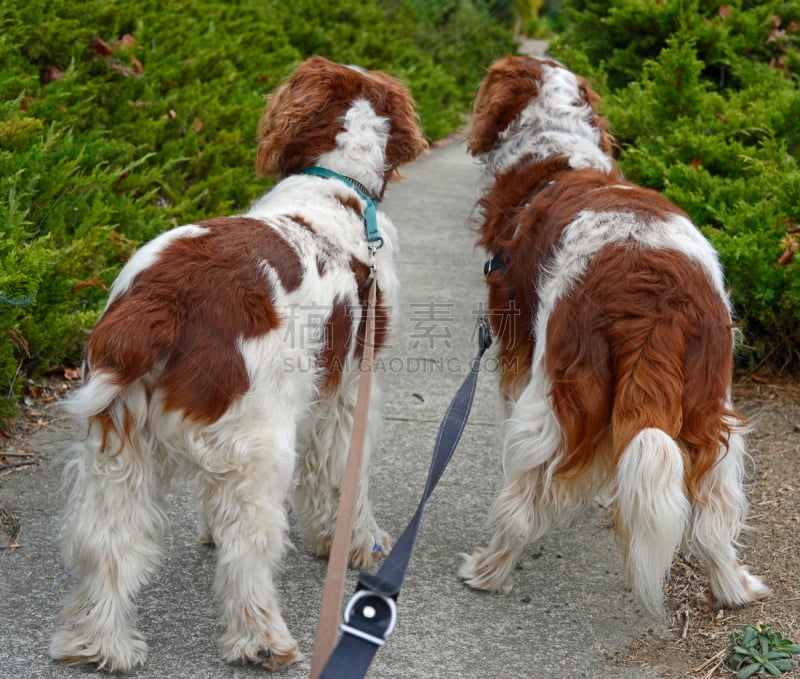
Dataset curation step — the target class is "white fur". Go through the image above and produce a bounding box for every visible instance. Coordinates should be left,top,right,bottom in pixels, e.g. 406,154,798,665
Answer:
51,98,400,673
315,98,391,198
615,429,691,616
485,64,613,177
688,420,770,605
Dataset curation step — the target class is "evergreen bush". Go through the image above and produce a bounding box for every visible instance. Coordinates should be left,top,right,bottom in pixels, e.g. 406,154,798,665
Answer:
552,0,800,372
0,0,514,425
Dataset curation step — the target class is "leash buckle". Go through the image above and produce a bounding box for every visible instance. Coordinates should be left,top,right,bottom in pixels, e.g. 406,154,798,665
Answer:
478,318,493,351
340,588,397,647
368,237,384,272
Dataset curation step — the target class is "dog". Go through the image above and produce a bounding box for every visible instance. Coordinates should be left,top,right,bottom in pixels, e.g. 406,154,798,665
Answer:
49,56,426,672
458,56,768,616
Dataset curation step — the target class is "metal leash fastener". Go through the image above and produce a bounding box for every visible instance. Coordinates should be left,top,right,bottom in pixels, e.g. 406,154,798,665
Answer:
368,237,384,273
478,317,493,351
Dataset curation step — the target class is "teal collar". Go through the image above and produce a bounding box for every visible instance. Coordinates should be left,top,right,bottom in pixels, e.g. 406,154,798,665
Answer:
300,167,381,244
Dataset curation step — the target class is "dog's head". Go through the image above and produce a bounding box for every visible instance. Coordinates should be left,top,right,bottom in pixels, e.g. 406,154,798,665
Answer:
255,56,427,189
468,55,613,162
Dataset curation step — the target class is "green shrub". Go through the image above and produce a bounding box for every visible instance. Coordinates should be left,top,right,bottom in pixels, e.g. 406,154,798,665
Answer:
0,1,513,425
552,0,800,373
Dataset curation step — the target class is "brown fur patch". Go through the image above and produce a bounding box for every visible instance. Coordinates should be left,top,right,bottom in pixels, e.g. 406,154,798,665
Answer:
480,167,687,400
543,243,738,495
319,298,354,396
336,194,364,215
86,217,298,425
350,257,389,360
198,217,303,292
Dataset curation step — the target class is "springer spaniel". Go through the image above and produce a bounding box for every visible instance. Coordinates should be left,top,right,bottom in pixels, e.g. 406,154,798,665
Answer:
49,56,426,672
458,56,768,616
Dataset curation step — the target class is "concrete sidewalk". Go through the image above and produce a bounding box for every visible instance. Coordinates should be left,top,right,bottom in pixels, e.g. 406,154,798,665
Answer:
0,141,663,678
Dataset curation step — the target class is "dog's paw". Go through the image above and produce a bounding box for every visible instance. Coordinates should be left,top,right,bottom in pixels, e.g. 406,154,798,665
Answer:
50,626,148,673
708,566,771,609
458,547,514,594
742,571,771,602
307,528,392,569
220,630,302,672
349,529,392,569
254,644,303,672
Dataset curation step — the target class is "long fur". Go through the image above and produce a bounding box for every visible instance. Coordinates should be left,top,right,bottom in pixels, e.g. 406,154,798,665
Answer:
49,56,426,673
458,56,768,616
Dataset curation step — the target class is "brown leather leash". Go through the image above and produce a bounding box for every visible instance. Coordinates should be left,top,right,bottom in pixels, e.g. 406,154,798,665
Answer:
309,271,378,679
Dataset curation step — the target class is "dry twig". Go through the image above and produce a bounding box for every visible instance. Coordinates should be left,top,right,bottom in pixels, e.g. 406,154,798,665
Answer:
0,459,38,473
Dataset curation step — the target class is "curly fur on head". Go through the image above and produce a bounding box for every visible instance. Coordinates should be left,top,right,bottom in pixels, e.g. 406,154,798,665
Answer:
468,55,613,161
255,56,427,184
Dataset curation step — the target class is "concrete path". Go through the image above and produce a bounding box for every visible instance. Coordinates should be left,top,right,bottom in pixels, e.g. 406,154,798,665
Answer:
0,141,663,678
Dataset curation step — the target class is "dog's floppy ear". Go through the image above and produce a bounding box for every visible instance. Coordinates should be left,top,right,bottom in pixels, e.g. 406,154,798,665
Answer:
255,56,353,178
468,56,543,157
365,69,428,180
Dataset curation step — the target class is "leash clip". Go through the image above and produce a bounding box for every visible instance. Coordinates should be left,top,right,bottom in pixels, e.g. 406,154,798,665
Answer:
478,318,493,351
368,237,384,272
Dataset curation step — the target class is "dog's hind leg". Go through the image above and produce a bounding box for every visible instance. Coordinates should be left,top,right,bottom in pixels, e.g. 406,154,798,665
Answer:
460,374,580,593
295,371,390,569
459,468,557,594
50,399,169,673
194,472,218,546
203,421,302,671
688,428,769,607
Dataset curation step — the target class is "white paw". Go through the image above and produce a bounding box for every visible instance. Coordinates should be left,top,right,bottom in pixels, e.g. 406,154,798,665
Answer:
743,570,771,601
50,626,148,673
219,629,302,671
458,547,514,594
709,565,771,608
350,528,392,569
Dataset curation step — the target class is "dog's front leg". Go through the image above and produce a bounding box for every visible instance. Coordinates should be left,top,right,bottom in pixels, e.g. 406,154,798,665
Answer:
296,372,390,569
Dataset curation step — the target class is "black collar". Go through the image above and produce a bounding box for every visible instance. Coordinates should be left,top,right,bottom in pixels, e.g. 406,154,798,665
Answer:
483,180,554,278
484,248,508,277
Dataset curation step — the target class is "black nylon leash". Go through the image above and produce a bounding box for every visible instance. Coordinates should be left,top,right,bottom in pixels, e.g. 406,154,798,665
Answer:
317,321,492,679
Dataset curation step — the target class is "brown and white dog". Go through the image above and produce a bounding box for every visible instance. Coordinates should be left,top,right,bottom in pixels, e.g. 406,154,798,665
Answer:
49,56,426,672
458,56,768,616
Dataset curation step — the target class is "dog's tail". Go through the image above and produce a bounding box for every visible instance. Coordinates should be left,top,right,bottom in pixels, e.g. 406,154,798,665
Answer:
65,369,149,454
611,318,691,617
64,369,119,418
615,428,689,616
